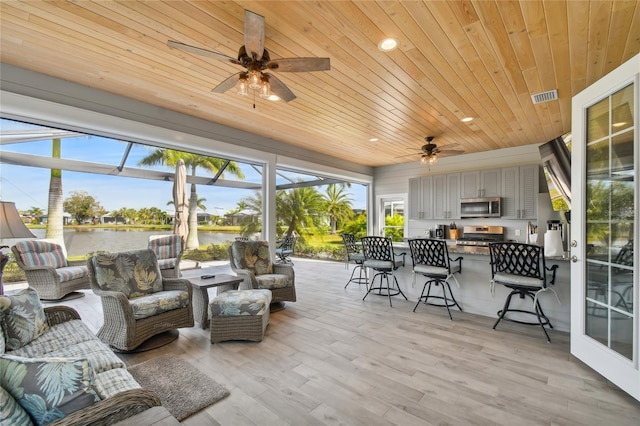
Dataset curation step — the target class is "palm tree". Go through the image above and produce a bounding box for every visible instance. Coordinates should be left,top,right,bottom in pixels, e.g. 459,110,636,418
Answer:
139,149,244,250
240,186,325,238
46,138,65,250
323,184,354,234
277,185,324,238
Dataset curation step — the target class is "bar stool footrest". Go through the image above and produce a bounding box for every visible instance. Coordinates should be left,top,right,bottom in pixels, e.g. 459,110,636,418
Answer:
496,309,552,327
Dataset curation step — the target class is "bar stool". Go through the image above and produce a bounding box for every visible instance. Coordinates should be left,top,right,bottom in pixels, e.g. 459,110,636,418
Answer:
408,238,463,320
340,233,368,289
361,236,407,307
489,242,559,342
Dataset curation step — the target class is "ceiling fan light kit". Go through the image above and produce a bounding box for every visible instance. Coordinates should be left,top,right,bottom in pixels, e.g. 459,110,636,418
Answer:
168,10,330,105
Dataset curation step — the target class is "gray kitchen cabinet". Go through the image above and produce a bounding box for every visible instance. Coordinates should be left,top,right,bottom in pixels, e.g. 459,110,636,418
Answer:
460,170,501,198
408,176,433,220
433,173,460,219
501,165,539,219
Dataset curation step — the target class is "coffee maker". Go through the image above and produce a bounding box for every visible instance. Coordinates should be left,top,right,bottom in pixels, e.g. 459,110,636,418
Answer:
435,225,447,239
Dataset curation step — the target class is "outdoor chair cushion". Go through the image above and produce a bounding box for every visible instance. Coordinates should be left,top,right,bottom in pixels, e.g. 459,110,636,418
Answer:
413,263,460,277
0,288,49,351
128,290,190,320
92,367,141,400
209,289,272,317
230,240,273,275
493,271,544,288
0,354,100,426
156,258,177,270
148,235,181,260
91,250,163,298
13,240,68,269
255,274,293,289
56,265,88,282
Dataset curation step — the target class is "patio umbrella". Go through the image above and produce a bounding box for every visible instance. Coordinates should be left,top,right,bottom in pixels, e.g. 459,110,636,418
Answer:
173,159,188,247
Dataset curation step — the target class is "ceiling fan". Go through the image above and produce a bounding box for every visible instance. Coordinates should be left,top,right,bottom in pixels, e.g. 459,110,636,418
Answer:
167,10,330,103
401,136,465,165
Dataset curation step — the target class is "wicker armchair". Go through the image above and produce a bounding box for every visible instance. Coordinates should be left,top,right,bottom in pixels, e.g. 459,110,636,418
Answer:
87,249,194,351
228,240,296,309
43,306,162,426
11,239,90,300
148,234,183,278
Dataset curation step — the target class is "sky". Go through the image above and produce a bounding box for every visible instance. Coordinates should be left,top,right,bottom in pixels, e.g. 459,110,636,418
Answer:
0,118,366,216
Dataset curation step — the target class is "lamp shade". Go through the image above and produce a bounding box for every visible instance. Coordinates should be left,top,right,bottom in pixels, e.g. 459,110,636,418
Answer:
0,201,36,239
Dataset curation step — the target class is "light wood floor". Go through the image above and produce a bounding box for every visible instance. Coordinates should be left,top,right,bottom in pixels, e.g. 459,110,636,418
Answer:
41,258,640,425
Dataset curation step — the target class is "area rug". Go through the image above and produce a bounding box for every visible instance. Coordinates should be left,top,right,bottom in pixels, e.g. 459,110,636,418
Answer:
128,354,230,421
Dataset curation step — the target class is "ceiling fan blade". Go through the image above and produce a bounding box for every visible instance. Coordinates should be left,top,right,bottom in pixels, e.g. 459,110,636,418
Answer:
394,152,422,159
266,57,331,72
436,142,460,150
212,72,242,93
266,74,296,102
438,149,465,156
244,10,265,60
167,40,241,65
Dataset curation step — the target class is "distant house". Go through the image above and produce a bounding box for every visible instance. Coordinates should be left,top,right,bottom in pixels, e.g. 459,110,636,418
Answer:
225,209,259,226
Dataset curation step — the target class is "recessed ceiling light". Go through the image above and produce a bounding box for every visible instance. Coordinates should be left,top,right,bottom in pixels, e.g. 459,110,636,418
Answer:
612,121,627,128
461,117,474,122
369,138,379,142
378,38,398,51
267,95,280,101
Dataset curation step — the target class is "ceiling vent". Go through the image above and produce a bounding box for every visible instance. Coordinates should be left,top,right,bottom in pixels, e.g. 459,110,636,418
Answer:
531,89,558,104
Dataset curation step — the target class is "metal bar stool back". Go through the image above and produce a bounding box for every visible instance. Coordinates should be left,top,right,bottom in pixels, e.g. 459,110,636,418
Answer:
489,242,560,342
361,236,407,307
408,238,463,320
340,233,368,289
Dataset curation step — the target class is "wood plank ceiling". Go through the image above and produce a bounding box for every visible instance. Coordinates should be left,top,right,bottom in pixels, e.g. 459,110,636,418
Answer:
1,1,638,167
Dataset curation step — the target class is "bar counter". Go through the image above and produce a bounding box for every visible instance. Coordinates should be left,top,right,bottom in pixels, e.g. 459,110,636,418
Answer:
389,241,571,332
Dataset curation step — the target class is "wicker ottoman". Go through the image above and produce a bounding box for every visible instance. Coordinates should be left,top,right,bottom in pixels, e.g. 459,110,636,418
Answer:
209,289,272,343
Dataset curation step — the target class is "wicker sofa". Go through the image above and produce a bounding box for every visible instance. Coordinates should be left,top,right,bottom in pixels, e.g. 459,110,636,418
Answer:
1,288,161,426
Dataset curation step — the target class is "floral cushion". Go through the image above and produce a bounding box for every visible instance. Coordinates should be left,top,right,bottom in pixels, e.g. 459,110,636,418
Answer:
0,288,49,351
91,249,163,298
209,289,272,316
1,325,5,354
255,274,292,289
0,386,34,426
128,290,190,320
231,241,273,276
0,355,100,426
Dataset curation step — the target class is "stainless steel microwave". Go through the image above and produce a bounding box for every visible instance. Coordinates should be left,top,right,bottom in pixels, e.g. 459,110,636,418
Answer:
460,197,501,218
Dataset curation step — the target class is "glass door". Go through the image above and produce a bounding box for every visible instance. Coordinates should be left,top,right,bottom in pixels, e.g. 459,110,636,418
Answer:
571,54,639,401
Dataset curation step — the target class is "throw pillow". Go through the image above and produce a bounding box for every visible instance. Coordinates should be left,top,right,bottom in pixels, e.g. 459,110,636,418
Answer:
0,385,34,426
0,288,49,351
91,249,163,298
0,355,100,426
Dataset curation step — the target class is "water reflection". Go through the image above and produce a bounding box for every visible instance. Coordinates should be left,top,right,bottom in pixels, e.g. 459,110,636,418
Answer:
4,229,240,257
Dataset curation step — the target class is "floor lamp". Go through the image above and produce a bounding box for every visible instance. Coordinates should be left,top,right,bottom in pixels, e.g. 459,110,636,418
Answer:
0,201,36,295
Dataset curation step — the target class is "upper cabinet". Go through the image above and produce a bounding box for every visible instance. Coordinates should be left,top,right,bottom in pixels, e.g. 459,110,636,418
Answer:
460,170,501,198
408,176,433,220
410,165,538,221
409,174,459,220
433,173,460,219
501,165,539,219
